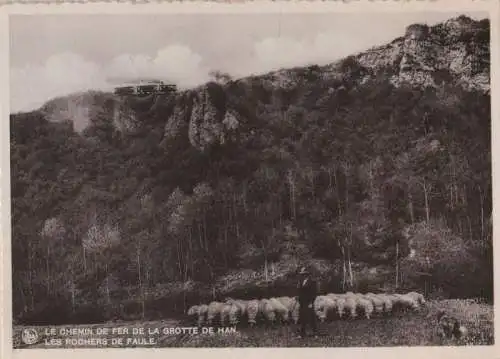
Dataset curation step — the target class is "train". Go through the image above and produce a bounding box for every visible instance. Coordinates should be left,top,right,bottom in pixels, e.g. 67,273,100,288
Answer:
113,79,177,97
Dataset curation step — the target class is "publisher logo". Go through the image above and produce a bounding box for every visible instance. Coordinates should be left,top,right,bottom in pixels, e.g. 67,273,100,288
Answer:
21,328,39,345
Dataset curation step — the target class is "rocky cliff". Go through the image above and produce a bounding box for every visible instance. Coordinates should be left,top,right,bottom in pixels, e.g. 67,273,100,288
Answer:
34,15,490,152
356,15,489,92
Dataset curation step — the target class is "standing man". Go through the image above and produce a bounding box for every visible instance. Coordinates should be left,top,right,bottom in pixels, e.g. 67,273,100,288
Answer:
296,266,319,338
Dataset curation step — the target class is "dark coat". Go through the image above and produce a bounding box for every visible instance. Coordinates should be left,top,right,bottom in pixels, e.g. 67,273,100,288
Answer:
297,277,318,307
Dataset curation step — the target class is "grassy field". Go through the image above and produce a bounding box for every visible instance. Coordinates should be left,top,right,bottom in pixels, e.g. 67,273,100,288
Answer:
12,299,493,348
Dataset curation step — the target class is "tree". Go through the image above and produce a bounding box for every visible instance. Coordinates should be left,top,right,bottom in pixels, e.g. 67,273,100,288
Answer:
400,220,473,296
40,217,67,294
209,70,233,85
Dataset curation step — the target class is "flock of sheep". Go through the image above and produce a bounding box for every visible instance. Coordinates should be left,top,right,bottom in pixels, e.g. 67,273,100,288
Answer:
187,291,426,327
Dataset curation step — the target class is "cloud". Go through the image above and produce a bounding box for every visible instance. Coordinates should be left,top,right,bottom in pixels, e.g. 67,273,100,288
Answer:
234,31,377,77
10,53,109,113
10,33,360,113
252,37,310,71
105,44,210,88
10,45,212,113
9,34,377,113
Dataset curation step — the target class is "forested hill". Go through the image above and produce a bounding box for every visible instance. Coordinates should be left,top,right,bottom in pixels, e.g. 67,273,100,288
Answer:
10,15,492,325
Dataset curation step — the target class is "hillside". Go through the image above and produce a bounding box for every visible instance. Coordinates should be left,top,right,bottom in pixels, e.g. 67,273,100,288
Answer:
10,15,492,325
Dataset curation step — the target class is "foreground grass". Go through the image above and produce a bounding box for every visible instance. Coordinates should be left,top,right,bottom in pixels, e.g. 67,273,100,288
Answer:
13,299,493,348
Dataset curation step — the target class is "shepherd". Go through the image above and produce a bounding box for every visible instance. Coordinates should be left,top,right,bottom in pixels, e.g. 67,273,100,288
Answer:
296,266,319,338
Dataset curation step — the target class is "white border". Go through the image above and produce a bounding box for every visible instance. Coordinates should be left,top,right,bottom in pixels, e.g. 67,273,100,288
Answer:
1,1,499,359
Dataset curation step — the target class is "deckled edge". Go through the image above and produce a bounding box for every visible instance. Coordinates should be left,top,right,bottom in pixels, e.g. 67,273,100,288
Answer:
1,0,493,9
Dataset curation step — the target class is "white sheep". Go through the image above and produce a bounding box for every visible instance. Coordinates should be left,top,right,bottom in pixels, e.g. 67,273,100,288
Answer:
236,299,249,316
197,304,208,326
276,296,296,324
393,294,419,312
269,297,289,323
344,294,358,319
227,302,241,326
377,294,394,314
328,294,338,307
259,299,276,325
326,293,340,317
290,297,300,324
364,293,385,315
326,293,339,300
313,295,326,321
276,296,294,312
356,296,374,319
314,295,336,323
335,296,346,319
220,302,234,326
400,294,420,311
385,294,403,312
207,301,224,325
226,298,248,323
187,305,199,322
407,291,426,306
246,299,260,326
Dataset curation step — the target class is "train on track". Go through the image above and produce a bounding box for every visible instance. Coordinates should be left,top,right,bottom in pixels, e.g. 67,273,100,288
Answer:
113,79,177,97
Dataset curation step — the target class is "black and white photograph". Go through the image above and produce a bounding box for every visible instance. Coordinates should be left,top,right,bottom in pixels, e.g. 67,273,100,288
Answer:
2,0,498,355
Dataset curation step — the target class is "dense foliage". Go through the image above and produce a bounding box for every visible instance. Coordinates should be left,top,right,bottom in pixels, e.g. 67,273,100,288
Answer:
10,57,491,325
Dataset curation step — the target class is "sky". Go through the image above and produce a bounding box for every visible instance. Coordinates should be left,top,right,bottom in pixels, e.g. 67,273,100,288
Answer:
10,11,488,113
